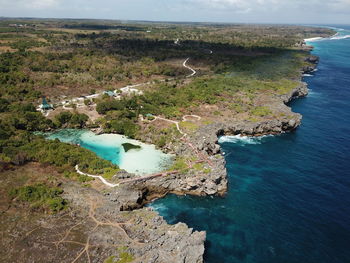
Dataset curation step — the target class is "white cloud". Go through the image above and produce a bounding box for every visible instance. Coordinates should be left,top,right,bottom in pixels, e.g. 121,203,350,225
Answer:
0,0,349,23
0,0,60,10
192,0,285,13
30,0,59,9
193,0,350,13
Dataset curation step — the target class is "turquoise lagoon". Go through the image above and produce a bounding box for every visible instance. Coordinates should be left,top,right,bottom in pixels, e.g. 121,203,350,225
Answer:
43,129,172,175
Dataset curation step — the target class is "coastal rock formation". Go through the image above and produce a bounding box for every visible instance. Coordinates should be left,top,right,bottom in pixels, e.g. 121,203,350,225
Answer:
305,55,319,64
302,55,320,74
0,164,206,263
191,82,308,154
74,57,314,263
113,81,310,210
111,153,228,209
61,182,206,263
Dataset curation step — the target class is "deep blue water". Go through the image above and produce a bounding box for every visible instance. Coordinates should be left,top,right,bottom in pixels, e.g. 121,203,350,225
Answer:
151,26,350,263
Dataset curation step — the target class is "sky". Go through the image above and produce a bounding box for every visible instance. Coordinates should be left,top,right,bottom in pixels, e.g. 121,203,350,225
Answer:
0,0,350,24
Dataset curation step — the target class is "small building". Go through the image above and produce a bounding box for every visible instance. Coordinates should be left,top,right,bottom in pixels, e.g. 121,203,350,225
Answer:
103,91,116,97
40,97,53,110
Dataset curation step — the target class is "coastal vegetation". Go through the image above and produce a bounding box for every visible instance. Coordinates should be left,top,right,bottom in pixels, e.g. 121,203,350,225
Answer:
122,142,141,152
9,183,67,213
0,18,332,175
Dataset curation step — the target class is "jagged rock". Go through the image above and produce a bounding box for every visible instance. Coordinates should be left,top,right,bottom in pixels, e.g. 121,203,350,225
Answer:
61,182,206,263
305,55,319,64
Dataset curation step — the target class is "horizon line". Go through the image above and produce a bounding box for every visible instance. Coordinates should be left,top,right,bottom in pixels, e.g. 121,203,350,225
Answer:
1,16,349,27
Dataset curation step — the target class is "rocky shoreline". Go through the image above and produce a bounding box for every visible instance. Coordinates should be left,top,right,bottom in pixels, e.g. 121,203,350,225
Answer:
70,53,317,262
0,54,318,263
117,55,316,207
27,52,318,263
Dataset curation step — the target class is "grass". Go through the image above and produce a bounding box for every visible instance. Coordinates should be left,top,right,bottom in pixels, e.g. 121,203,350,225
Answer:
250,106,272,117
104,247,134,263
179,121,199,133
169,157,188,172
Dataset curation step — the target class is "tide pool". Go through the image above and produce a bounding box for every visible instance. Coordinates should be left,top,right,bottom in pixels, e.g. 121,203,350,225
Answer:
151,25,350,263
43,129,172,175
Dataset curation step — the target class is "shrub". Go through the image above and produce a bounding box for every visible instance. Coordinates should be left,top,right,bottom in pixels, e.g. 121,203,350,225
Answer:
55,111,73,126
250,106,272,117
9,183,68,213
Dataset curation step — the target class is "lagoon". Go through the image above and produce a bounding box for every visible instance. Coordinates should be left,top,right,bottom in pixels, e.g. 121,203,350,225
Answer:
43,129,172,175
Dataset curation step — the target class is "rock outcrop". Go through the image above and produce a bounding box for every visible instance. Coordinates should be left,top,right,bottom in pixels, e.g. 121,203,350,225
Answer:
302,55,319,74
61,182,206,263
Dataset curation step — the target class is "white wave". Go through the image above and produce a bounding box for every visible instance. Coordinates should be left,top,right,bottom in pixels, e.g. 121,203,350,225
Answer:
218,134,271,145
307,89,321,98
304,29,350,43
330,34,350,40
303,74,313,77
304,37,324,42
149,203,168,212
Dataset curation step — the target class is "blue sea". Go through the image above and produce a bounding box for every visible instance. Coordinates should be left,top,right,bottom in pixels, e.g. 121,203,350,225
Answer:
150,26,350,263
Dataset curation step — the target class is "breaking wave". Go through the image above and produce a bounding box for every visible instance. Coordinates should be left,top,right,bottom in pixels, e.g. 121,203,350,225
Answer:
218,135,272,145
330,34,350,40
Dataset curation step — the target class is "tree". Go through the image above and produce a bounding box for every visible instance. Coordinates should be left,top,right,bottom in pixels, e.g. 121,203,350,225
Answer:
70,113,89,128
55,111,72,126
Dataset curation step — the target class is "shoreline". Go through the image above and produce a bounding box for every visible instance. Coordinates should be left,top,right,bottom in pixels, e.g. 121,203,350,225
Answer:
94,53,318,208
36,43,321,263
40,51,319,263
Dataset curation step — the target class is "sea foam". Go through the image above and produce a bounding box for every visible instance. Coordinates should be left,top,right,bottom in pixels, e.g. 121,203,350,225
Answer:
218,135,272,145
330,34,350,40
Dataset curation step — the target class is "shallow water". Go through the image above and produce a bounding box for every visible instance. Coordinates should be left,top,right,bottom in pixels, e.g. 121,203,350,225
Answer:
43,129,172,175
151,25,350,263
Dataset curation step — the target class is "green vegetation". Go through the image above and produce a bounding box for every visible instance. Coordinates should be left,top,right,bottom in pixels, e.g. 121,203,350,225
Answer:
122,143,141,152
169,157,188,172
0,19,333,182
104,256,116,263
116,251,134,263
9,183,67,213
179,121,199,133
55,111,89,128
141,124,181,148
104,247,134,263
250,106,272,117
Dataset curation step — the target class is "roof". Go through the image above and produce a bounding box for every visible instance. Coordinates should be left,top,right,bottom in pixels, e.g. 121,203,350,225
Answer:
104,91,115,96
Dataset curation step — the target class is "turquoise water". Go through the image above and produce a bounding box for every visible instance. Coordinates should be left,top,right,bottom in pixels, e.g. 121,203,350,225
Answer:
43,129,172,175
151,26,350,263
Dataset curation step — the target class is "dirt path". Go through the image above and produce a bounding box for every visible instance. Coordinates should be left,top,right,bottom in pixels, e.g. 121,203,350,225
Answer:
183,58,197,77
75,165,119,187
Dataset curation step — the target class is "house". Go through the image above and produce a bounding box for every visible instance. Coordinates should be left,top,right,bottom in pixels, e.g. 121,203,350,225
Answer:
103,91,116,97
39,97,53,110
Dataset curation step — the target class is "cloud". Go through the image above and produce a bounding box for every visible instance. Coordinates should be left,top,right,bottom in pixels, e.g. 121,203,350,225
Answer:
192,0,350,13
0,0,60,10
30,0,59,9
0,0,349,23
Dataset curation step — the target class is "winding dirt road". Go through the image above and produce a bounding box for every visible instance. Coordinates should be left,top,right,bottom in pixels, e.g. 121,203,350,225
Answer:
183,58,197,77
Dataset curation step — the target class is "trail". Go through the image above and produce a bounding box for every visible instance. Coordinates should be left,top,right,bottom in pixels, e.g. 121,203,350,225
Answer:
75,164,181,187
150,114,213,167
183,58,197,77
75,165,119,187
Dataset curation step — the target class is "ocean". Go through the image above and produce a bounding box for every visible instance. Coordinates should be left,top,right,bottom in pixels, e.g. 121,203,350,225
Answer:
151,25,350,263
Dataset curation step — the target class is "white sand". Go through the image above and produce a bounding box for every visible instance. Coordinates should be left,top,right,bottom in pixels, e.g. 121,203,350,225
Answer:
79,131,173,175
